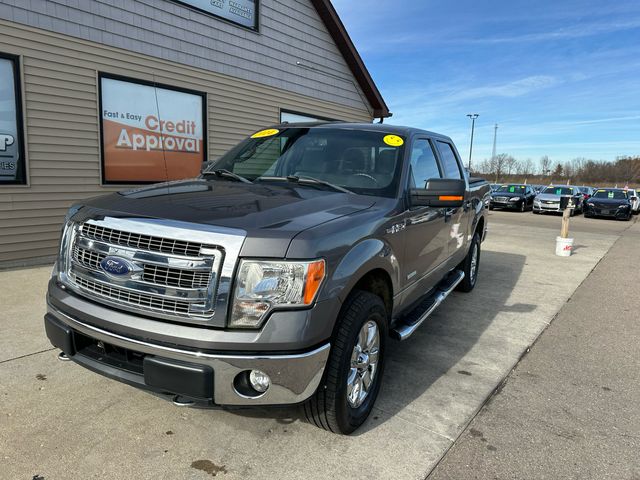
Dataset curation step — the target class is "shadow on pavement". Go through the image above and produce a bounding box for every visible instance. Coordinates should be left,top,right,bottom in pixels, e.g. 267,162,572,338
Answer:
223,250,529,435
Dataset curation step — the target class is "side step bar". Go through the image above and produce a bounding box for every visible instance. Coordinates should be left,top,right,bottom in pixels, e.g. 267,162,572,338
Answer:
391,270,465,341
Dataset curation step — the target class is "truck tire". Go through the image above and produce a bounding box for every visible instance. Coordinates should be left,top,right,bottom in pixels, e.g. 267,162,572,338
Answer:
456,232,480,293
303,290,387,434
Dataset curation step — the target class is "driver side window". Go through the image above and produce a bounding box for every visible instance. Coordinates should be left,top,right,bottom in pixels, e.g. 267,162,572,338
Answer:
409,139,441,189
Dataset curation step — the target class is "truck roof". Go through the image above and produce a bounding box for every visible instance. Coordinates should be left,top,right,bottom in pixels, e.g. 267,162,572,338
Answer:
272,121,454,142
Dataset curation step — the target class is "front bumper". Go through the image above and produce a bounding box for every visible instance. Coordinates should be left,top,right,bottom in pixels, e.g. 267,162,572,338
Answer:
534,203,561,212
45,304,330,406
490,200,521,209
585,207,630,218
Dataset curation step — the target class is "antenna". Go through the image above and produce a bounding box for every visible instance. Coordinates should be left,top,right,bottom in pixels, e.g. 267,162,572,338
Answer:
152,75,171,190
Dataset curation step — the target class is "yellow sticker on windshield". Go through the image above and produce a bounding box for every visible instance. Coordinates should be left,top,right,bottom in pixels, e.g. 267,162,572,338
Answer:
383,135,404,147
251,128,280,139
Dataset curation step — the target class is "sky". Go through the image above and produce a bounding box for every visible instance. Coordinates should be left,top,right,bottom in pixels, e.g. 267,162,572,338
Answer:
331,0,640,165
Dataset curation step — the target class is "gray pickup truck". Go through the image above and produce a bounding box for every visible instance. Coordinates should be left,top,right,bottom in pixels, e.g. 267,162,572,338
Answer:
45,123,489,434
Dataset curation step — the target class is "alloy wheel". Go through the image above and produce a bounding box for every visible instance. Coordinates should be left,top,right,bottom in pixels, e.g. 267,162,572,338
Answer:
347,320,380,408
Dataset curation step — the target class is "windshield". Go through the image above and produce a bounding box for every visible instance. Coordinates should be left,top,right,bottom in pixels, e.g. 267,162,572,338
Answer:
592,189,628,200
542,186,573,196
496,185,526,193
204,127,406,197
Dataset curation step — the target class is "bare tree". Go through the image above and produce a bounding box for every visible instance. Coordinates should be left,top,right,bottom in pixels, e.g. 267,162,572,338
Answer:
520,158,534,176
492,153,509,182
505,155,519,176
539,155,551,176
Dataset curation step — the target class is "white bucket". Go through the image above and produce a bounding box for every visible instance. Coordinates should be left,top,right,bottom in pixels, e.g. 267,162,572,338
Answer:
556,236,574,257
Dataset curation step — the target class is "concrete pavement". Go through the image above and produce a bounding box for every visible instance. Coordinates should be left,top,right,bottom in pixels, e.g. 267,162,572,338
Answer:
0,211,633,479
429,219,640,480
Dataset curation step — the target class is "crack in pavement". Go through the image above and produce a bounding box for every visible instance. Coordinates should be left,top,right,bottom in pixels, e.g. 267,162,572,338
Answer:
0,347,57,365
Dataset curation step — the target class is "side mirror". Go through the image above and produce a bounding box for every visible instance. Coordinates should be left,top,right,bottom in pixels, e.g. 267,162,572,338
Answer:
409,178,466,208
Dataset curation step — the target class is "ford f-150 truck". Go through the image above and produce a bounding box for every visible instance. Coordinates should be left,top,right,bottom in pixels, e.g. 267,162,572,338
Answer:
45,123,489,434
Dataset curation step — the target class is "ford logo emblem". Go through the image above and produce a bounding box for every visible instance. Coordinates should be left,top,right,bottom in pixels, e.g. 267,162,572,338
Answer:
100,256,134,277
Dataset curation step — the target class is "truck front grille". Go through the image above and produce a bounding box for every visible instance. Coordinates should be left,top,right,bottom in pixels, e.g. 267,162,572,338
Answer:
82,222,203,257
64,219,224,323
73,275,192,315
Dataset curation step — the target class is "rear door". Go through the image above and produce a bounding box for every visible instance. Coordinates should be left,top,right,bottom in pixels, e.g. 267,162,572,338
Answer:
433,139,469,263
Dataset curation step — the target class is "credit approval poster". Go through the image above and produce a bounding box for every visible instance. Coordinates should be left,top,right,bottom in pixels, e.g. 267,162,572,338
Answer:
100,76,205,183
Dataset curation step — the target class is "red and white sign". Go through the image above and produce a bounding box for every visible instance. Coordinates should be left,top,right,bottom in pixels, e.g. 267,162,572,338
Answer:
100,77,205,183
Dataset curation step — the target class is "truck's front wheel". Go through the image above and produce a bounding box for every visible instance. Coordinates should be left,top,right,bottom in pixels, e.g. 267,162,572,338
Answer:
303,290,387,434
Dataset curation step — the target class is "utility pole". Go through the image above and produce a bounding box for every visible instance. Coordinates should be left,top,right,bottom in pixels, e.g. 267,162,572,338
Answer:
491,123,498,163
466,114,479,171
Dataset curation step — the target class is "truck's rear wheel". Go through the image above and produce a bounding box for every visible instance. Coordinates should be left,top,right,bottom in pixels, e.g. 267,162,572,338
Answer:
456,232,480,293
303,290,387,434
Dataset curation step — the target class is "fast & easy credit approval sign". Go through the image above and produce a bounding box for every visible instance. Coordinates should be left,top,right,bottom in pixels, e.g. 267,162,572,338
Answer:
100,76,205,183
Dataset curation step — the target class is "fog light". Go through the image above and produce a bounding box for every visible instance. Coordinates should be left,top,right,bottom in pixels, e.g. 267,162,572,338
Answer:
249,370,271,393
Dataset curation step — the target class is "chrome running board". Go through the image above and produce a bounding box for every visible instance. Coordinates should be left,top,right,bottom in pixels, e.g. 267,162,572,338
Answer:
391,270,465,341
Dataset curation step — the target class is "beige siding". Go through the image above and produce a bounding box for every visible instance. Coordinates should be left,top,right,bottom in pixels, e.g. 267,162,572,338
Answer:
0,20,372,265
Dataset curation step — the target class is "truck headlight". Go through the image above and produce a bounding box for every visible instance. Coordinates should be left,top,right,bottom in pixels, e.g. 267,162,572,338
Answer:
229,259,326,328
54,205,82,279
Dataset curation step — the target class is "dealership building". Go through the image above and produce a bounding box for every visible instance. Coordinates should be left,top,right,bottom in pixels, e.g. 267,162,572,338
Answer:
0,0,389,267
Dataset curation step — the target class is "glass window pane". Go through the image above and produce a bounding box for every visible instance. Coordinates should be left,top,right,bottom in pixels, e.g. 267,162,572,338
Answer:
0,55,25,185
435,141,462,179
409,139,441,189
100,76,206,184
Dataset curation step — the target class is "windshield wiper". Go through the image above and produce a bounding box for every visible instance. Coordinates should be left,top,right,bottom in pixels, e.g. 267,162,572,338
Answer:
258,176,352,194
202,169,252,184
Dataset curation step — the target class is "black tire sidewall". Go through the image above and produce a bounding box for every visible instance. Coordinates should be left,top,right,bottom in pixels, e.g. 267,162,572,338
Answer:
333,295,388,432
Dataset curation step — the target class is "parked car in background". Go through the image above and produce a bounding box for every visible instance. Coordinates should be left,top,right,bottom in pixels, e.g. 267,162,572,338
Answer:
533,185,584,215
625,188,640,214
578,186,595,200
490,184,536,212
584,188,633,220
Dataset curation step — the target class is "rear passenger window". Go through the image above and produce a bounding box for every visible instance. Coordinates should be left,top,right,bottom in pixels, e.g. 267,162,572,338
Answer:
435,141,462,179
409,140,441,189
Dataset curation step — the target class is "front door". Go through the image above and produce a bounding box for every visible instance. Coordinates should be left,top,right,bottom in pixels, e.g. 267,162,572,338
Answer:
401,138,449,305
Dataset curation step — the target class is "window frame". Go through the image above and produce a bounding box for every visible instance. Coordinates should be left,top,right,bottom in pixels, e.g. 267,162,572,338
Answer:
434,139,464,180
0,52,27,186
98,72,208,186
279,109,337,124
407,137,443,190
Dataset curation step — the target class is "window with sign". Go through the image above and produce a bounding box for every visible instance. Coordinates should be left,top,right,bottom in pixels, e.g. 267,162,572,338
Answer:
0,53,26,185
172,0,258,30
99,74,207,184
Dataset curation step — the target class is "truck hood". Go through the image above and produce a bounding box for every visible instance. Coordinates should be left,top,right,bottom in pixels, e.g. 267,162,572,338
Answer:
588,197,630,207
79,179,376,257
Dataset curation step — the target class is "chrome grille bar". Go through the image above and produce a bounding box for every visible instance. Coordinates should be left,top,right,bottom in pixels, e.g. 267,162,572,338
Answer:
82,223,203,257
59,217,246,326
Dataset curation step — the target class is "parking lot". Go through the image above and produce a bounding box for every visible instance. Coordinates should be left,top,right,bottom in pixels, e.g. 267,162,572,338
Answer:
1,210,637,479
